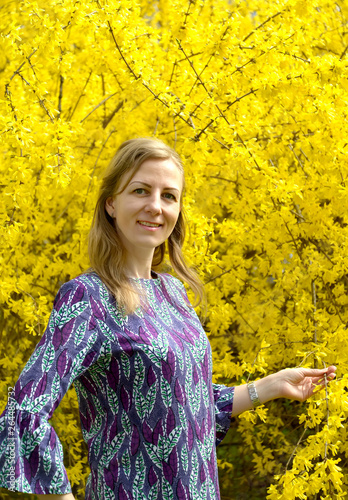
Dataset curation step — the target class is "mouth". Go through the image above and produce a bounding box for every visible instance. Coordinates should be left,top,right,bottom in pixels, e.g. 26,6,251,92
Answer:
138,221,163,228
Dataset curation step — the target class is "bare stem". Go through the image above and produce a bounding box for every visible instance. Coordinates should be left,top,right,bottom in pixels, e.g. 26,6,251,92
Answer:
285,427,308,472
243,11,282,42
80,93,117,123
58,75,64,117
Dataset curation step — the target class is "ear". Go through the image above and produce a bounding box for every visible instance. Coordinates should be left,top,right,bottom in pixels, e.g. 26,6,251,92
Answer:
105,196,116,218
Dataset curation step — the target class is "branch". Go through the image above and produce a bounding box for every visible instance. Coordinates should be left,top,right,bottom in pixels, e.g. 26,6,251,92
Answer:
177,38,230,126
194,89,257,141
243,11,283,42
82,127,116,215
285,426,308,472
68,71,92,121
322,361,330,462
107,20,140,80
58,75,64,117
102,100,124,129
339,44,348,61
80,93,117,123
288,143,308,177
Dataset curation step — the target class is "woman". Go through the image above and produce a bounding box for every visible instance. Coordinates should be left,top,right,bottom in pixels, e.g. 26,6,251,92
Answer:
0,138,336,499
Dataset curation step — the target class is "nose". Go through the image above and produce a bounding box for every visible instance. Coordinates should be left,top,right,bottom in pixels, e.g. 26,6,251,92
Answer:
145,192,162,215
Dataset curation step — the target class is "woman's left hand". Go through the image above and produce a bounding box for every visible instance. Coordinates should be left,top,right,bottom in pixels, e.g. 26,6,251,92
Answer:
276,366,336,402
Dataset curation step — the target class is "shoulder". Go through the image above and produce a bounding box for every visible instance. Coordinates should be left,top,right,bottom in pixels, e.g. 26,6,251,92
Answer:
54,272,106,305
158,272,185,291
158,272,191,304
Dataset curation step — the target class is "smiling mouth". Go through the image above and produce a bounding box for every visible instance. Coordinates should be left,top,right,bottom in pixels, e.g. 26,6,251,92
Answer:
138,221,162,228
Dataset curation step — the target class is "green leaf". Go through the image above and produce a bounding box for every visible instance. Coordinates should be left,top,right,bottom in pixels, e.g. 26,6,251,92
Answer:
178,404,187,431
121,351,131,379
51,468,64,490
22,345,43,374
106,385,119,414
43,445,52,475
97,319,115,343
42,343,55,372
162,478,174,500
103,485,115,500
144,442,162,468
122,449,131,479
134,452,146,490
135,388,147,421
163,426,182,460
65,301,88,323
148,483,159,500
28,394,51,413
21,477,32,493
160,378,172,408
74,321,87,346
181,444,189,473
121,411,131,435
51,372,61,403
144,383,157,417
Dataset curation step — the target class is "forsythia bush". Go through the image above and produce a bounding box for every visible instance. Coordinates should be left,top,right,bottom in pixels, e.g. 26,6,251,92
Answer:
1,0,348,498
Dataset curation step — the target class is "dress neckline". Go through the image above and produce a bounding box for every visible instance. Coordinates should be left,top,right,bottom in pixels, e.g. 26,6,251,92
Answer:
129,270,161,283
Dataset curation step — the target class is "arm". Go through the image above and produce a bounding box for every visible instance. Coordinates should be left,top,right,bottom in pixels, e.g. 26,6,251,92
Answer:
232,365,336,416
0,279,103,495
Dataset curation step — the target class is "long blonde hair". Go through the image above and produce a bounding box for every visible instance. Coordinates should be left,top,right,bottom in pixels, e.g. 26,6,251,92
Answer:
88,137,204,313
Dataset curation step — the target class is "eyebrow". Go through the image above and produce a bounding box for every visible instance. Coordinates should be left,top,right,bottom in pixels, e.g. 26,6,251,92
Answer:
128,181,180,194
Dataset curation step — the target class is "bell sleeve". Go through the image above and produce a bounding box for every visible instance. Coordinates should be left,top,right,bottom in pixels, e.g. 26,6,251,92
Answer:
0,279,104,494
213,383,235,446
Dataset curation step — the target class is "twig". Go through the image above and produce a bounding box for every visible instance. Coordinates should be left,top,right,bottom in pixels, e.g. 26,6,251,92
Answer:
205,268,232,284
153,118,159,136
213,138,230,150
26,49,38,78
80,93,117,123
322,361,329,461
243,11,283,42
194,89,257,141
183,0,193,26
173,115,177,149
102,100,124,129
339,44,348,60
285,427,308,471
81,127,116,215
177,39,230,126
308,238,335,266
68,71,92,121
312,279,317,347
58,75,64,117
107,20,140,80
188,53,214,97
283,219,303,262
288,144,308,177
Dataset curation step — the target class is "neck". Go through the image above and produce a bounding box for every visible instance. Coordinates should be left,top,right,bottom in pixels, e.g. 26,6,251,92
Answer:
123,252,154,279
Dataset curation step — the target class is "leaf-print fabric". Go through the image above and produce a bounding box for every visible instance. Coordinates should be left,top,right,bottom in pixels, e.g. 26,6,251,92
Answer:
0,272,234,499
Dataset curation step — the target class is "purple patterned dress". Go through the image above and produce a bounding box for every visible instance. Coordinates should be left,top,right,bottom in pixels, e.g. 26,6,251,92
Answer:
0,272,234,499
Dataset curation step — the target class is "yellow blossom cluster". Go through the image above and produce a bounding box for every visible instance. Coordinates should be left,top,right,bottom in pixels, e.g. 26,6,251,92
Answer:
1,0,348,498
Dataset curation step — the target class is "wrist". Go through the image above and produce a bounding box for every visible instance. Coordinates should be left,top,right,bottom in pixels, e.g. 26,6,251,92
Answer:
254,372,281,405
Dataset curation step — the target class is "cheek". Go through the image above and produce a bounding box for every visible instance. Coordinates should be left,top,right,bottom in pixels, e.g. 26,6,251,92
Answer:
171,208,181,225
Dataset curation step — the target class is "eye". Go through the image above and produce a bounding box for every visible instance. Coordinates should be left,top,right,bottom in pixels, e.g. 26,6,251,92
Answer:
133,188,147,195
163,192,177,201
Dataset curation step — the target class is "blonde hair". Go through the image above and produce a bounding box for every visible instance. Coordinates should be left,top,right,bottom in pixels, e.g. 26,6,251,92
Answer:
88,137,204,314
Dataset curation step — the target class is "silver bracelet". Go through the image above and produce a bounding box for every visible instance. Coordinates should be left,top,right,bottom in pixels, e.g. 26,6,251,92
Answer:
247,381,261,408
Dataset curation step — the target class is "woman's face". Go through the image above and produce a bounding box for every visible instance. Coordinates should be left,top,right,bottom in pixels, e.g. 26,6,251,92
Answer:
105,157,183,258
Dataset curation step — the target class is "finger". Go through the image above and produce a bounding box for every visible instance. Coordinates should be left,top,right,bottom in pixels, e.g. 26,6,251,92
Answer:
301,366,336,377
310,372,336,387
